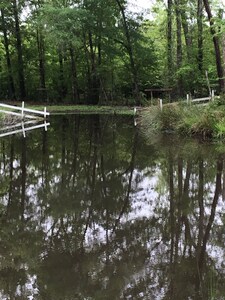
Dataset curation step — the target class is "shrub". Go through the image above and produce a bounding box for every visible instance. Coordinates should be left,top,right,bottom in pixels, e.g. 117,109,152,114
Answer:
213,118,225,139
159,104,182,131
139,102,225,140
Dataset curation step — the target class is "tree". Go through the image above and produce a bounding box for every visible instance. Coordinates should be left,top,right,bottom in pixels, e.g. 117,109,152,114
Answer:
12,0,26,99
167,0,173,88
0,6,16,99
197,0,203,73
203,0,225,92
115,0,141,105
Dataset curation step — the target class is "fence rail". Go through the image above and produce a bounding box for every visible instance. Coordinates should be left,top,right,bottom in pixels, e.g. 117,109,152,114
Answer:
0,102,50,119
186,90,215,104
0,120,50,138
191,96,211,103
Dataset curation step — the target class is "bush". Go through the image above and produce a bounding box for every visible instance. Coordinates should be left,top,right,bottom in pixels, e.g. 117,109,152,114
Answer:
140,102,225,140
159,104,182,131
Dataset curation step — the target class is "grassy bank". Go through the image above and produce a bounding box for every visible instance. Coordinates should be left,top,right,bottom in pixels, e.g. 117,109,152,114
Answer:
28,104,134,115
139,100,225,140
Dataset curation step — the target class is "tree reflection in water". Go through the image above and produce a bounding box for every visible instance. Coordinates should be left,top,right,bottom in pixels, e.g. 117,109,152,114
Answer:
0,115,224,299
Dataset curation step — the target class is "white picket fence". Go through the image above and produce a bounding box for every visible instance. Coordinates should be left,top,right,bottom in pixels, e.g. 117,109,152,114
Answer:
0,101,50,119
0,120,50,138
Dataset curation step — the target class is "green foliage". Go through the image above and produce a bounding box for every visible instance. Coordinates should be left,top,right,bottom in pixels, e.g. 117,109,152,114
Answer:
213,119,225,139
140,104,183,134
177,106,214,137
140,102,225,140
159,104,182,131
0,0,224,103
140,106,162,133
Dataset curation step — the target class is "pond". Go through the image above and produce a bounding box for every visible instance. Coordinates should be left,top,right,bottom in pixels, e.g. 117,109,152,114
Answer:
0,114,225,299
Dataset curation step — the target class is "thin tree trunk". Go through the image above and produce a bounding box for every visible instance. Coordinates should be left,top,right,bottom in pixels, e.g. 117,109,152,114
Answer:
203,0,225,92
88,31,99,104
175,0,182,95
115,0,141,106
197,0,203,73
12,0,26,99
37,28,46,99
58,50,66,99
1,8,16,99
69,47,80,104
37,29,45,89
82,31,91,101
180,0,192,59
167,0,173,79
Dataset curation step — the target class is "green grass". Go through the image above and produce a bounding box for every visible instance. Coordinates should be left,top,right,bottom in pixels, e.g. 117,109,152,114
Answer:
139,101,225,140
27,104,135,115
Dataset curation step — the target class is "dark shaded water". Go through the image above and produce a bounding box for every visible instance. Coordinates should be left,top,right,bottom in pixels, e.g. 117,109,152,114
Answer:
0,114,225,300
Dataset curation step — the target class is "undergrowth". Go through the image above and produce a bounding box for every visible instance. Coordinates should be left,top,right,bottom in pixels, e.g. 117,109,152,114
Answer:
139,102,225,140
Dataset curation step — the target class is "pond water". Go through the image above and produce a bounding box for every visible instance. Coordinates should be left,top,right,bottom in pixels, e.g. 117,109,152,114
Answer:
0,114,225,300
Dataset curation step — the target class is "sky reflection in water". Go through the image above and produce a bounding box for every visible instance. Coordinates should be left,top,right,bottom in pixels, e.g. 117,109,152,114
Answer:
0,114,224,300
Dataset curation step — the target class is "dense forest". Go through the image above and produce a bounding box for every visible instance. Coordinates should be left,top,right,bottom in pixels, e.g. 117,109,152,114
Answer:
0,0,224,105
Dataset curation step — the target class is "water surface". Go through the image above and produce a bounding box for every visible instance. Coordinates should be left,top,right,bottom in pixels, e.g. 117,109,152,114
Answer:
0,114,225,299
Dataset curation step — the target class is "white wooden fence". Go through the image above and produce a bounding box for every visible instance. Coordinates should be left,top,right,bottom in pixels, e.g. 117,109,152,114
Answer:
0,101,50,120
147,90,216,111
186,90,215,105
0,120,50,138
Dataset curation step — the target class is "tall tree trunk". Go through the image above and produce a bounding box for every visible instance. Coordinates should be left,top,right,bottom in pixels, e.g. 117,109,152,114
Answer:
218,9,225,90
97,20,104,103
197,0,203,73
88,31,100,104
82,31,91,101
115,0,141,106
167,0,173,80
58,50,67,100
69,47,80,104
175,0,183,95
203,0,225,92
12,0,26,100
180,0,192,59
1,8,16,99
37,28,46,100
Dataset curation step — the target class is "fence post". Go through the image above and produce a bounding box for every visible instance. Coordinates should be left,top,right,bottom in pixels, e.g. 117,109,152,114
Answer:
44,107,47,119
186,94,190,105
22,122,26,137
159,98,163,111
211,89,215,101
21,101,24,119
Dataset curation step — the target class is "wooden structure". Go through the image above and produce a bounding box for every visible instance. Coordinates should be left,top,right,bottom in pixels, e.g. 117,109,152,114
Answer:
0,102,50,120
186,90,215,104
0,120,50,138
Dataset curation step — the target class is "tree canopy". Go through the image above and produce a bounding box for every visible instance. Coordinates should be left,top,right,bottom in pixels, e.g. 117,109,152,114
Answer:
0,0,225,104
